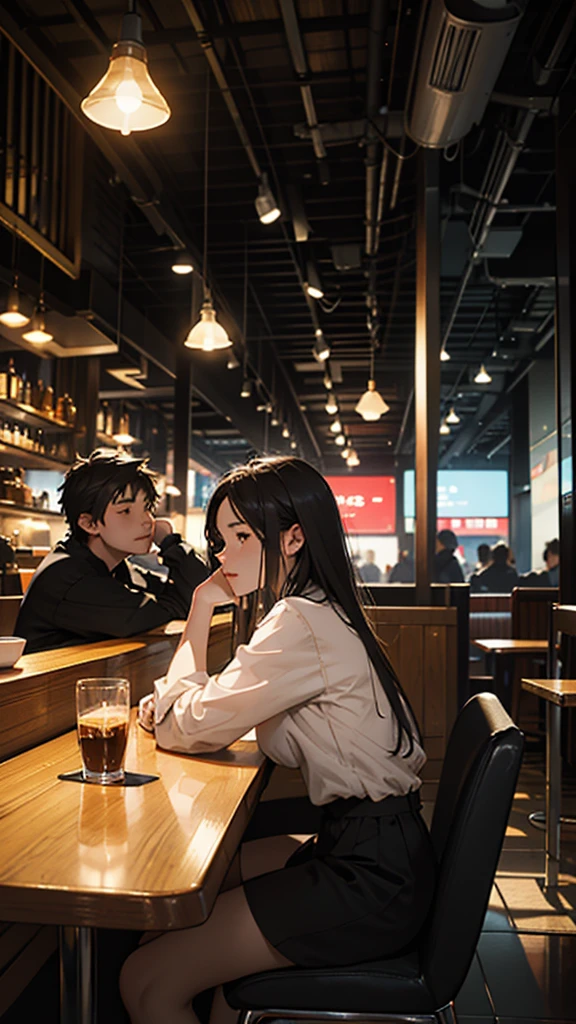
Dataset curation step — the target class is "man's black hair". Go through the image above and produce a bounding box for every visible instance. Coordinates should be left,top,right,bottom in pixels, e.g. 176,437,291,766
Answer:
59,449,159,543
543,538,560,562
477,543,490,565
437,528,458,552
490,541,510,565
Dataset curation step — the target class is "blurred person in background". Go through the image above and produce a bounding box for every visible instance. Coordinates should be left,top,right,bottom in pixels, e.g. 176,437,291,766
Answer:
434,529,464,584
469,541,519,594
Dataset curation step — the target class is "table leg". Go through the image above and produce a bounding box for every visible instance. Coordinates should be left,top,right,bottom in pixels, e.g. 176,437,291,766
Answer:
545,702,562,889
59,926,97,1024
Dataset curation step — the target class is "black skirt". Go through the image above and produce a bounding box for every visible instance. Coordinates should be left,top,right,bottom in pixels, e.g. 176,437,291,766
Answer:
243,789,437,968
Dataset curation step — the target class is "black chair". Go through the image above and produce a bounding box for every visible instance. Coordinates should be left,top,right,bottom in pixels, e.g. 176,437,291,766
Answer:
225,693,523,1024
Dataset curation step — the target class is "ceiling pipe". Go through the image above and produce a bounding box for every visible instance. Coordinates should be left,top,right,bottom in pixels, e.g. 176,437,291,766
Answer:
365,0,389,256
440,106,537,354
278,0,328,169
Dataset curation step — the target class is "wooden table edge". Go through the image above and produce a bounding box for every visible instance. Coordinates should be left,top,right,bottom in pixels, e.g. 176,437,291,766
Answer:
521,677,576,707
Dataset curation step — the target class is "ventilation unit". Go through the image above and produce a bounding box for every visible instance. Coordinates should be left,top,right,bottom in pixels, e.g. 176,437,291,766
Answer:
407,0,522,149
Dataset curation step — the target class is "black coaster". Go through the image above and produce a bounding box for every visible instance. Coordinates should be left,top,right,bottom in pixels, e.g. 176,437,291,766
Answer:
58,769,159,787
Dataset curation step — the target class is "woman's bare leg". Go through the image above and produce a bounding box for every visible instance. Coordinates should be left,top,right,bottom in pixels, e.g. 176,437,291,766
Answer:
122,834,311,1024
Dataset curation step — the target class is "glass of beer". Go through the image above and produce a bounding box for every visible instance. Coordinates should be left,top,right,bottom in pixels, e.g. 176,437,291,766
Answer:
76,678,130,784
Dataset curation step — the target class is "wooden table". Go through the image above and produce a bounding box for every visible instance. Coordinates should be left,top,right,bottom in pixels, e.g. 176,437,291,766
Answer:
0,708,267,1023
472,638,549,714
521,678,576,887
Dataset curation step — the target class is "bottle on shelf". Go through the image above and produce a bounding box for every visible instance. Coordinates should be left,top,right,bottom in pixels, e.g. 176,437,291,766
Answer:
8,359,20,402
17,373,25,404
55,394,65,421
23,376,32,407
64,395,77,427
32,379,44,410
0,362,8,401
41,385,54,416
96,404,105,434
12,423,20,447
105,404,114,437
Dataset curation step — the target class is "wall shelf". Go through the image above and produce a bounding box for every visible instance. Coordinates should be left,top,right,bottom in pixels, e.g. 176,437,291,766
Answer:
0,398,73,433
0,501,62,519
0,440,69,471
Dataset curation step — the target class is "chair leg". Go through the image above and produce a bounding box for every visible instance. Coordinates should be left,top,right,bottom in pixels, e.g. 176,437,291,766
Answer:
435,1004,458,1024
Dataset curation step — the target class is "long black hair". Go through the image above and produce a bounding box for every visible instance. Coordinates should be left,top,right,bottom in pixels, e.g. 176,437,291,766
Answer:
205,455,420,758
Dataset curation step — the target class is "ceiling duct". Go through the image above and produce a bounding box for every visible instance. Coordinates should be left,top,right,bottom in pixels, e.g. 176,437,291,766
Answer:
407,0,522,149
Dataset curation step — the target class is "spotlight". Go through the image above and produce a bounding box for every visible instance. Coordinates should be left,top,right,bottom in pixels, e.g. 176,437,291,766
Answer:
255,173,281,224
305,262,324,300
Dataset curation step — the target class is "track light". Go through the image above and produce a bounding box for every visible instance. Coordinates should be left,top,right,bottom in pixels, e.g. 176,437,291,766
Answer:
184,298,231,351
305,262,324,300
347,450,360,467
330,418,342,434
446,406,460,425
227,350,240,370
271,412,279,427
335,434,346,446
312,330,330,362
255,173,281,224
440,348,451,362
325,394,338,415
0,279,30,328
323,373,333,390
440,420,451,435
240,378,252,398
80,6,170,136
355,379,389,421
171,251,194,275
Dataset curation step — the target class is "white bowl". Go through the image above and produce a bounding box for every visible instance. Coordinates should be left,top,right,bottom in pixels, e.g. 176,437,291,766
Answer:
0,637,26,669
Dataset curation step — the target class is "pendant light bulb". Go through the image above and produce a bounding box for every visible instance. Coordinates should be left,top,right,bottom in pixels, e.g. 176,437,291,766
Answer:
335,433,346,446
171,251,194,275
282,425,290,439
330,418,342,434
440,420,451,435
440,348,451,362
347,450,360,467
80,10,171,136
184,298,231,351
341,445,351,459
227,350,240,370
323,373,333,390
255,173,281,224
22,308,53,344
446,406,460,425
271,413,279,427
290,440,297,450
355,379,389,421
474,363,492,384
113,413,135,446
240,378,252,398
0,284,30,328
325,394,338,415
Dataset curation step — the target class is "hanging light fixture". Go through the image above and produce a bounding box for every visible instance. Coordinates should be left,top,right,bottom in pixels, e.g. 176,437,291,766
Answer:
22,257,53,343
355,342,389,421
239,224,252,396
184,74,231,351
335,433,346,446
227,350,240,370
341,444,351,459
325,393,338,415
312,329,330,362
330,418,342,434
323,373,333,390
290,439,297,450
255,173,281,224
282,425,290,439
171,251,194,275
271,412,279,427
474,363,492,384
347,450,360,467
240,378,252,398
440,419,451,435
446,406,460,425
113,412,135,446
440,348,451,362
80,2,170,137
305,262,324,300
0,237,30,328
165,484,181,497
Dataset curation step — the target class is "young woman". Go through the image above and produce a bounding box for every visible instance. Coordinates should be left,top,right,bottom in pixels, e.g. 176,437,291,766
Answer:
120,456,436,1024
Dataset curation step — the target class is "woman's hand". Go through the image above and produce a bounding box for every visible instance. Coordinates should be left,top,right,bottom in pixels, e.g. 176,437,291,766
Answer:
193,567,238,609
153,518,174,546
138,693,155,732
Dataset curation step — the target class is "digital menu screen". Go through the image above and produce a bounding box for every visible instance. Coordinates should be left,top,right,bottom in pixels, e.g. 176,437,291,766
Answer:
325,476,396,534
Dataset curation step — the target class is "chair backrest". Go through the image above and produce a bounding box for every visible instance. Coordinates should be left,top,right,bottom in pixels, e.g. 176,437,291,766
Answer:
511,586,558,639
0,595,23,636
420,693,523,1008
550,605,576,677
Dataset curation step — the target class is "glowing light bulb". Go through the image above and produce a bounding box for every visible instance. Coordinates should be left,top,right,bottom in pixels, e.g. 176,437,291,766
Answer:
115,77,143,114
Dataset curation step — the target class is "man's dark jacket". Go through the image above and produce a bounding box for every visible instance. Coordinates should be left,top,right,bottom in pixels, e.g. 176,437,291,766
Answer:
469,562,519,594
433,548,464,584
15,533,209,653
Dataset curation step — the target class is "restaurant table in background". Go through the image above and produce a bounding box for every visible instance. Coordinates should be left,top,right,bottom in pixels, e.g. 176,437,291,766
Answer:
0,709,268,1024
472,638,549,715
521,677,576,887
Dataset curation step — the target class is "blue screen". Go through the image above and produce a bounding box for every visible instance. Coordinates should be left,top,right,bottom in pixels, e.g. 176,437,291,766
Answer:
404,470,508,518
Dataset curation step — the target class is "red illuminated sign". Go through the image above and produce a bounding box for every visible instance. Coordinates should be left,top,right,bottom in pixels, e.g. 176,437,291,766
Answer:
436,516,509,537
325,476,396,534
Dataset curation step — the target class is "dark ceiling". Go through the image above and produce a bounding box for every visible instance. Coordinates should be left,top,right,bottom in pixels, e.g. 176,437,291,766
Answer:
0,0,573,475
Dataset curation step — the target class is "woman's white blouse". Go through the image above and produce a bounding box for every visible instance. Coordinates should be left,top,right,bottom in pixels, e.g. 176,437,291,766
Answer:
154,595,426,806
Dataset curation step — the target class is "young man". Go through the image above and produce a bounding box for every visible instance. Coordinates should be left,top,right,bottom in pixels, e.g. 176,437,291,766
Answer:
16,450,209,653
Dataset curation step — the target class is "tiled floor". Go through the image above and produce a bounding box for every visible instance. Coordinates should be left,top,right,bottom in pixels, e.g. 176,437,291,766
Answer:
450,756,576,1023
